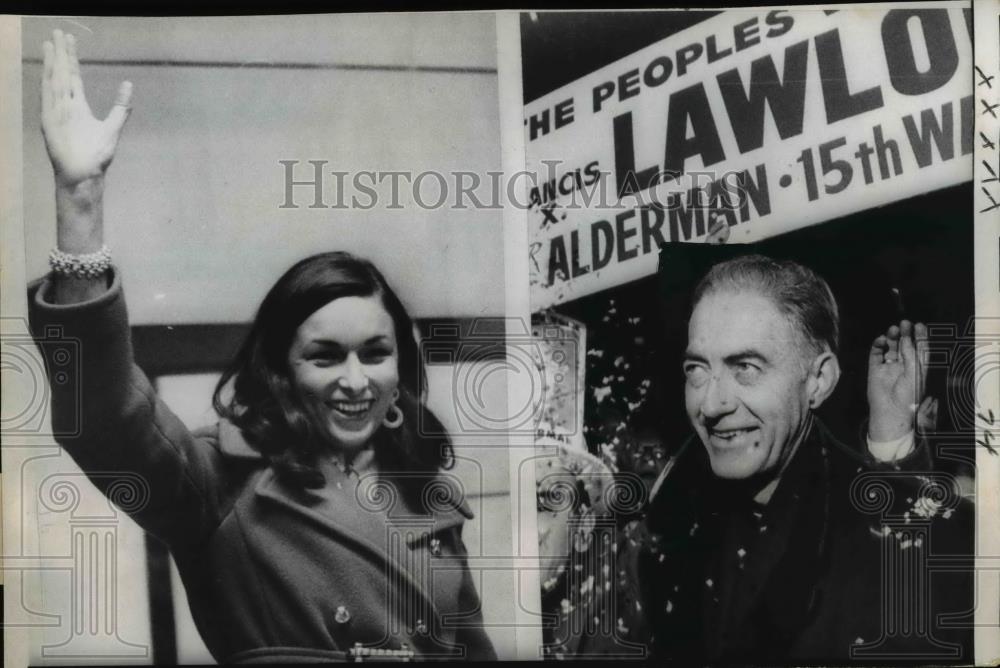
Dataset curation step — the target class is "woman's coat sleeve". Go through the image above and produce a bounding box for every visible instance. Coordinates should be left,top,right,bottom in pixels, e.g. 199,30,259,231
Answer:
28,270,226,552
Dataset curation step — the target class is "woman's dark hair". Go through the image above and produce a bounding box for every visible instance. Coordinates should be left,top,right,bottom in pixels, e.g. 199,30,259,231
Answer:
212,251,454,492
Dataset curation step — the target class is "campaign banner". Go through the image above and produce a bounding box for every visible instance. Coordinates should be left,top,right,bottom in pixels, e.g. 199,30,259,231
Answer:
525,7,974,311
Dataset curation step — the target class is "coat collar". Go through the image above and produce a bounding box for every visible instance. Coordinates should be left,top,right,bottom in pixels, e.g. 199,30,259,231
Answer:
216,419,471,543
217,419,265,459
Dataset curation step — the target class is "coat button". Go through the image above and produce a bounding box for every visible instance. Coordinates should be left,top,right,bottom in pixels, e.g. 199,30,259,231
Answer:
415,619,428,635
334,605,351,624
429,538,442,556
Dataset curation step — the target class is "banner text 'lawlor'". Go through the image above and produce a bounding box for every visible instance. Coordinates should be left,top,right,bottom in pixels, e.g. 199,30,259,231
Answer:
525,8,974,310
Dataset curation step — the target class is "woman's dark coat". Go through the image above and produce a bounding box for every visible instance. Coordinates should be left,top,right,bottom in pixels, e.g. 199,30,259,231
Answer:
28,271,497,663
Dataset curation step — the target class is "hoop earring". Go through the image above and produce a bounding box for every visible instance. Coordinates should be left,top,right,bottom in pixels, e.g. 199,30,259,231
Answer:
383,389,403,429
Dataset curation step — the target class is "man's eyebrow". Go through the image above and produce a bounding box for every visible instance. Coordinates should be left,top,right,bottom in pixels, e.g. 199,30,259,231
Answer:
682,350,707,363
723,350,769,365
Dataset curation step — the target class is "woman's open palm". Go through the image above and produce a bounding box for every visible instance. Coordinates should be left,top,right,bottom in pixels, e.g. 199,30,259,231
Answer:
41,30,132,187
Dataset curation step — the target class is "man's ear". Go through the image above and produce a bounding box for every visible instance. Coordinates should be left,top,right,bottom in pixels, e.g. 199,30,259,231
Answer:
805,349,840,409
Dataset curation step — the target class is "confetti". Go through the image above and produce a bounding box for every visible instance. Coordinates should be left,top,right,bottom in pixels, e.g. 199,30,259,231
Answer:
913,496,943,519
594,386,612,404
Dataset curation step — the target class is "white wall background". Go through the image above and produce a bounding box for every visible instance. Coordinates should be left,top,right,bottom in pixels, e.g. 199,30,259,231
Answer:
21,14,504,324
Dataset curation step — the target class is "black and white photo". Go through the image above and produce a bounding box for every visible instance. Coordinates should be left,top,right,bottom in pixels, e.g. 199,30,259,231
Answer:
0,4,998,666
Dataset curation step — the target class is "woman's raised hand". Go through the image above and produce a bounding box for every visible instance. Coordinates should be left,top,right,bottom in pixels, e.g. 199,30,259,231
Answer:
43,30,132,303
41,30,132,187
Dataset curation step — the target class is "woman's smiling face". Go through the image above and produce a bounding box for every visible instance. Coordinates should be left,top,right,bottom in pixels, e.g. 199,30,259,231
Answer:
287,295,400,452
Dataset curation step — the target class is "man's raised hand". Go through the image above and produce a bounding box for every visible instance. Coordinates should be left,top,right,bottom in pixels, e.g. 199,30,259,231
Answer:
867,320,929,442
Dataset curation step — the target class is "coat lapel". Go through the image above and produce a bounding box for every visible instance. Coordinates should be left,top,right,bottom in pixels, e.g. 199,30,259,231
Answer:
252,468,444,619
715,424,833,660
377,472,473,548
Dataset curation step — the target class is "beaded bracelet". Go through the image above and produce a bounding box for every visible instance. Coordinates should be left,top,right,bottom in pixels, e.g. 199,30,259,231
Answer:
48,245,112,279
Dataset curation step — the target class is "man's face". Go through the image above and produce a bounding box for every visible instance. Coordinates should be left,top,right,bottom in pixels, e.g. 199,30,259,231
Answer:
684,289,814,480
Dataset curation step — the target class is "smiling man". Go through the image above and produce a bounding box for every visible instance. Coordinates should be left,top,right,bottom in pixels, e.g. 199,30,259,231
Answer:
682,257,842,496
628,253,973,664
